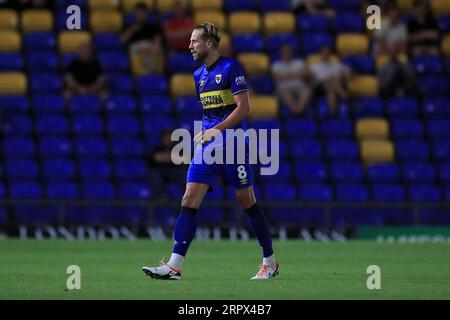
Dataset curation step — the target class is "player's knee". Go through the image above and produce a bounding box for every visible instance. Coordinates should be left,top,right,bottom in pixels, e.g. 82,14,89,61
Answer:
236,193,255,209
181,193,200,209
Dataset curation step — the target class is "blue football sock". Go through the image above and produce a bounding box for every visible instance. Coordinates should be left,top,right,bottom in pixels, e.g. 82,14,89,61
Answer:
245,203,274,258
172,206,198,257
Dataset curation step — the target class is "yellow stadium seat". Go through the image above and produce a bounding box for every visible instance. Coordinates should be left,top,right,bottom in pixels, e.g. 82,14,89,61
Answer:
228,12,261,34
122,0,153,12
397,0,414,12
249,95,278,119
360,140,395,164
238,53,269,75
194,10,226,31
306,54,339,64
376,54,408,69
59,31,92,53
89,0,119,10
0,10,18,30
157,0,188,13
191,0,222,11
337,33,369,55
90,10,123,33
21,9,53,32
0,72,27,94
356,118,389,139
171,74,196,96
263,12,295,35
348,75,379,97
442,35,450,55
0,31,21,51
431,0,450,15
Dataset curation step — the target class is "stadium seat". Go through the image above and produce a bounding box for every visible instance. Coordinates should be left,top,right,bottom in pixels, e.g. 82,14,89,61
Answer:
88,0,119,10
46,182,79,199
320,119,353,137
111,138,144,157
105,95,136,113
232,34,264,54
263,183,297,200
427,120,450,138
390,119,424,138
408,185,441,202
224,0,258,12
336,33,369,56
194,10,226,31
76,137,107,157
174,96,202,114
297,14,329,32
366,163,400,183
266,33,299,56
139,95,171,113
341,55,375,74
21,9,54,32
115,160,148,180
419,209,450,225
397,0,414,12
295,162,328,182
290,140,322,159
80,159,112,180
336,184,369,202
438,164,450,183
119,183,151,200
6,159,39,179
142,116,177,135
423,98,450,118
331,162,363,181
386,97,419,117
10,182,43,199
402,163,436,183
69,94,101,113
356,118,389,139
285,119,317,137
122,0,153,12
99,52,129,72
360,140,395,164
395,140,430,160
107,115,139,135
431,0,450,15
166,52,200,73
39,137,73,157
333,13,364,33
0,31,21,51
0,72,26,94
170,74,197,96
0,95,29,111
30,73,62,93
42,159,76,180
90,10,123,32
83,182,115,199
325,140,359,160
56,0,87,8
24,32,56,51
93,32,124,52
105,74,132,94
192,0,222,10
58,31,92,53
329,0,361,12
0,53,24,71
376,54,408,69
0,10,18,29
249,95,278,119
299,184,333,201
2,115,33,135
36,115,68,134
4,137,35,156
136,75,168,95
301,32,334,54
371,184,406,202
419,76,449,97
263,12,295,35
27,52,58,72
72,115,104,134
412,55,444,75
228,12,261,34
353,97,384,118
32,94,65,113
438,15,450,32
432,141,450,161
348,76,379,96
247,75,274,94
237,53,269,75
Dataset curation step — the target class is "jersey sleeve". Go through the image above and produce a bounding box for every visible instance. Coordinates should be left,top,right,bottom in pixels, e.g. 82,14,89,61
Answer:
228,61,248,95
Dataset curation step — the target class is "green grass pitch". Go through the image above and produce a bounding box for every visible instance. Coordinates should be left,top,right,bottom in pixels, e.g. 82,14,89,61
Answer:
0,240,449,299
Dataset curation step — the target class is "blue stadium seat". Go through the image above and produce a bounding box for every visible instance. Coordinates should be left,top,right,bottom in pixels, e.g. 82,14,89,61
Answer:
80,159,112,180
336,184,369,201
438,15,450,32
6,159,39,179
408,185,441,202
56,0,86,8
419,76,448,96
107,115,139,135
36,115,68,134
27,52,58,72
329,0,362,12
10,182,42,198
82,182,115,199
143,116,177,135
315,99,350,119
103,206,146,225
32,94,65,112
166,52,199,73
13,206,58,225
111,138,144,157
23,32,56,51
124,12,158,25
331,208,383,228
402,163,436,183
297,14,329,32
295,162,328,181
72,115,104,134
76,137,107,157
411,55,444,75
173,96,203,114
259,163,292,183
299,183,333,201
395,140,430,160
353,97,384,117
232,34,265,54
152,207,177,226
94,33,124,52
333,13,364,33
331,162,363,181
438,163,450,183
423,98,450,118
378,208,414,225
61,53,77,68
432,141,450,161
198,208,225,225
301,32,334,54
390,119,424,138
420,209,450,225
0,207,8,224
320,119,353,137
290,140,322,159
341,55,374,74
0,53,24,71
260,0,290,12
2,115,33,135
66,206,104,225
285,118,317,137
0,95,29,111
268,207,326,226
250,119,281,131
99,52,129,72
371,184,405,201
115,160,148,180
43,159,75,180
136,75,168,95
446,186,450,202
266,34,299,55
39,137,73,157
366,163,400,182
46,182,79,199
140,95,171,113
263,183,297,200
106,74,133,94
69,95,101,112
4,137,35,156
325,140,358,160
105,95,137,113
427,120,450,138
386,97,419,117
30,73,63,93
224,0,258,12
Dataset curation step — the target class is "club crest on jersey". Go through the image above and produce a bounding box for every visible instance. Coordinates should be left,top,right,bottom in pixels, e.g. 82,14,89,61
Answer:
215,74,222,84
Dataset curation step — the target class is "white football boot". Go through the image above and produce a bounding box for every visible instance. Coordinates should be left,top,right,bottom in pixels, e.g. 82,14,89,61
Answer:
250,262,279,280
142,260,182,280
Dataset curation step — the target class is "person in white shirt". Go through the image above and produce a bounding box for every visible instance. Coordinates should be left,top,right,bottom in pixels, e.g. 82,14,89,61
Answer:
271,44,313,116
373,4,408,55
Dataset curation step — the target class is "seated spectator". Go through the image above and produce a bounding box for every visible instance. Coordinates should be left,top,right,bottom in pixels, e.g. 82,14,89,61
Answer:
120,2,164,74
164,0,195,51
408,0,440,56
310,46,352,115
148,130,186,199
292,0,335,17
271,44,313,116
64,41,107,100
373,4,408,55
378,45,417,98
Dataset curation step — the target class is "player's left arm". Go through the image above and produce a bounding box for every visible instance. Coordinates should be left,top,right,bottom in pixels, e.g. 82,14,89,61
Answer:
214,91,249,132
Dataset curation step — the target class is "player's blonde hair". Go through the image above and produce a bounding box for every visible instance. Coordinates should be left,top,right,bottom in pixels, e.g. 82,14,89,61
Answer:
195,21,221,48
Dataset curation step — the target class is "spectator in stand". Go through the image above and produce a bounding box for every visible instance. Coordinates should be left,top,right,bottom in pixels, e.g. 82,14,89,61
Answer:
378,45,417,98
164,0,195,52
373,4,408,55
120,2,164,74
292,0,335,17
64,41,107,100
408,0,440,56
271,44,313,116
310,45,352,115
